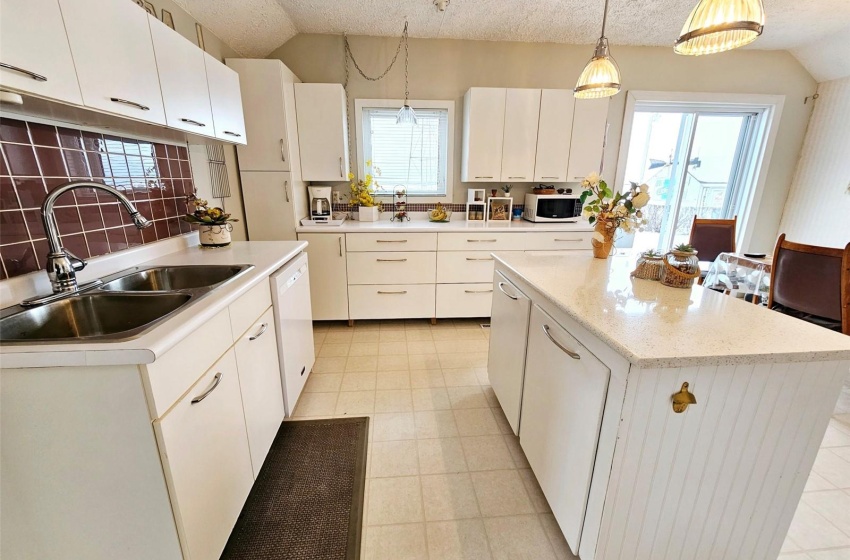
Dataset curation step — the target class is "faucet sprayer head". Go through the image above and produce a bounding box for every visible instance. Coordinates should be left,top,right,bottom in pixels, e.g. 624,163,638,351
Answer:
132,213,152,229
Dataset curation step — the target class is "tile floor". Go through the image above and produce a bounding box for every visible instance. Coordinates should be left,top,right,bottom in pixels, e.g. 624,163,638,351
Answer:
297,319,850,560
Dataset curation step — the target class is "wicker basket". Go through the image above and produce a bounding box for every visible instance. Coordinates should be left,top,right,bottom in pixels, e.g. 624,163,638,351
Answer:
660,250,701,289
631,254,664,281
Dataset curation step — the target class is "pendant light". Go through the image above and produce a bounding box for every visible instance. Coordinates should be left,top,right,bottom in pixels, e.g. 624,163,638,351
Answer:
674,0,765,56
574,0,621,99
396,22,418,125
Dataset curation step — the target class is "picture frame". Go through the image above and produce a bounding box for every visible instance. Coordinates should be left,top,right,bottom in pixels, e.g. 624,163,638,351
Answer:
161,9,174,30
487,197,513,221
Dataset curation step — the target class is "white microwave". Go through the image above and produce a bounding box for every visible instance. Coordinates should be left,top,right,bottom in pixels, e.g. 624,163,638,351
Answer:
522,194,583,222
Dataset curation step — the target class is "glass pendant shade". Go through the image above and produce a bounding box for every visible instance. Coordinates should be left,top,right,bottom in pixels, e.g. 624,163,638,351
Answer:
396,104,418,125
675,0,765,56
574,38,621,99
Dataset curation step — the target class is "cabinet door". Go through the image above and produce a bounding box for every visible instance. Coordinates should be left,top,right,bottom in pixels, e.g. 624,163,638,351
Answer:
298,233,349,321
240,171,297,241
0,0,82,105
500,89,541,182
59,0,165,124
566,99,609,181
206,54,246,144
234,307,285,478
520,305,610,555
534,90,575,182
154,349,254,560
461,88,506,182
149,17,214,136
294,83,349,181
487,273,531,434
228,59,289,171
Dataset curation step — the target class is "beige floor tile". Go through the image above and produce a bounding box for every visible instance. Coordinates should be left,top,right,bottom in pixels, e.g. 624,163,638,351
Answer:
482,385,501,406
379,330,407,342
312,356,347,373
426,519,492,560
823,425,850,448
832,447,850,462
314,344,322,357
313,331,327,344
519,469,552,513
379,341,408,356
786,501,850,550
801,489,850,535
303,373,343,393
834,414,850,429
813,449,850,488
807,549,850,559
405,319,433,329
454,408,501,437
444,368,483,387
411,370,446,388
408,340,438,355
504,435,531,469
440,352,489,369
413,388,452,411
375,389,414,413
415,410,460,439
483,514,556,560
406,329,435,341
348,342,379,357
418,438,469,474
448,386,490,409
475,368,491,386
318,343,350,358
461,435,516,471
335,390,375,415
409,354,443,370
438,339,489,354
472,470,535,517
421,473,481,521
364,523,428,560
805,471,837,492
491,408,514,435
781,534,801,553
324,331,354,344
371,440,420,478
373,412,416,442
378,354,410,371
435,329,486,341
345,356,379,372
352,330,381,343
538,513,577,559
292,392,338,417
376,371,411,390
340,372,377,391
368,476,424,525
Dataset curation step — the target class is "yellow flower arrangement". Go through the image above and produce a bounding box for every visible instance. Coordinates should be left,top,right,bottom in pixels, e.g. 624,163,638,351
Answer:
349,160,383,208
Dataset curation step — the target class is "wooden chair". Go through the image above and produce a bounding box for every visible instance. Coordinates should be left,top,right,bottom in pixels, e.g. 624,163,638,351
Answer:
689,215,737,284
767,234,850,335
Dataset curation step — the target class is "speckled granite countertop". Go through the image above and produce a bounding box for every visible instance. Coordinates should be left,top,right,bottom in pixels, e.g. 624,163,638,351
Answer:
494,251,850,368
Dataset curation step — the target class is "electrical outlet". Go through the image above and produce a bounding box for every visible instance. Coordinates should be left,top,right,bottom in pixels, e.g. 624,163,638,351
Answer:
332,191,343,204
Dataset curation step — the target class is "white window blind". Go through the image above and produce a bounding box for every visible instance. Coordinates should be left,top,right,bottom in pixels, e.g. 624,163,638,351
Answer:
361,107,449,196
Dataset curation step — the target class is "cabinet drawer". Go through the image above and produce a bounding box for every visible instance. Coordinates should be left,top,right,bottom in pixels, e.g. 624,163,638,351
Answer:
154,349,254,560
438,232,526,251
436,283,493,318
437,251,496,283
525,231,594,251
347,252,436,285
349,284,436,319
229,280,272,339
347,232,437,252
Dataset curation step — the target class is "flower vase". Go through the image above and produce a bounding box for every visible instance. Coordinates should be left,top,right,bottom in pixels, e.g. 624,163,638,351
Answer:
591,219,615,259
358,206,380,222
198,223,233,247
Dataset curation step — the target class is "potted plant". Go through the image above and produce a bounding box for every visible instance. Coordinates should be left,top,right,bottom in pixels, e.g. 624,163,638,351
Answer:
579,174,650,259
349,160,382,222
182,195,238,247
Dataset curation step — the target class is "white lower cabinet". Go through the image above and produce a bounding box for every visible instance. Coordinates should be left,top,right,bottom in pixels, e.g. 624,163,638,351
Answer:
154,349,254,560
520,305,611,555
298,233,349,320
436,283,493,318
234,307,285,478
349,284,436,320
347,251,437,285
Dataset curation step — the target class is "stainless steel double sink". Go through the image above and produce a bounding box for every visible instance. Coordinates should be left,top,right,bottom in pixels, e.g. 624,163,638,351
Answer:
0,264,253,343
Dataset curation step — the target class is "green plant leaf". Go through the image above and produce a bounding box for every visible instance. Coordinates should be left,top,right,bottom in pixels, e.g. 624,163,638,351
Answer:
588,216,596,224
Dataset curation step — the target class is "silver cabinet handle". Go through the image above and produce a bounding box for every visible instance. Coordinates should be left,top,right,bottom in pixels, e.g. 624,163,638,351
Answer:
378,290,407,294
180,118,206,127
284,180,290,203
540,176,560,180
466,257,494,261
280,138,286,162
223,130,242,137
467,239,497,243
0,62,47,81
498,282,518,300
338,236,343,257
339,156,344,178
377,258,407,262
249,323,268,341
474,176,494,179
110,97,150,111
554,238,582,242
542,324,580,360
191,372,223,404
376,239,407,243
465,289,493,293
508,176,526,179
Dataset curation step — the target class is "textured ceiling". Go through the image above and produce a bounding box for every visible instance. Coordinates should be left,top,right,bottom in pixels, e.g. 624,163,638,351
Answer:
174,0,850,64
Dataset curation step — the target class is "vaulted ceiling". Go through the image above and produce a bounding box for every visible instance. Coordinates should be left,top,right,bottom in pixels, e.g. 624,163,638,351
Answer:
173,0,850,80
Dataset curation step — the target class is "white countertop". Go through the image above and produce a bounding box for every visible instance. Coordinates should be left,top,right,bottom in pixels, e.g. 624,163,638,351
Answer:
296,217,593,233
494,251,850,368
1,241,307,369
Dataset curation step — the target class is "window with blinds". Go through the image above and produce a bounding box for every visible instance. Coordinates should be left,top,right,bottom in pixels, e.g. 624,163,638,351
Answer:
361,107,449,196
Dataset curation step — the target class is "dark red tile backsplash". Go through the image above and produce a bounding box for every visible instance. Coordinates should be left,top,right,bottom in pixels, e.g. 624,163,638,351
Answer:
0,117,196,279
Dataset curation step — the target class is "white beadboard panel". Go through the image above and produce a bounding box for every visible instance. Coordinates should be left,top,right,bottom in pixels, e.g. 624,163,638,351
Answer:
779,76,850,248
596,359,849,560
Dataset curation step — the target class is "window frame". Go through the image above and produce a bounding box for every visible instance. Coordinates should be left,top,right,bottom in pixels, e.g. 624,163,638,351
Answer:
354,98,455,202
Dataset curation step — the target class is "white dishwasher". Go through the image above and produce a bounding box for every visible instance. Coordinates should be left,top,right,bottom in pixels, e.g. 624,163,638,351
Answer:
270,252,315,416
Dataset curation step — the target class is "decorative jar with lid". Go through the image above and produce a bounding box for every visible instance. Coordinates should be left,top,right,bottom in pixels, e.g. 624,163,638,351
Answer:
660,244,701,289
631,250,665,281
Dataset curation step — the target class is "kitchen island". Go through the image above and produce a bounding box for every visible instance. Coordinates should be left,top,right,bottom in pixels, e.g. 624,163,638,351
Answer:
489,251,850,560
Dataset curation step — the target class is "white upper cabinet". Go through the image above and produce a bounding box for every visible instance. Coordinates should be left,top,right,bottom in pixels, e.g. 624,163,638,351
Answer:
0,0,82,105
500,88,541,182
206,54,247,144
294,83,349,182
149,16,213,136
461,87,506,182
534,90,576,182
566,98,609,181
59,0,165,125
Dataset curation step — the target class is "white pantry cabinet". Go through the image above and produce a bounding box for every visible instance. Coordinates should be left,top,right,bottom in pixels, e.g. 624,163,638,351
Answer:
534,89,575,182
298,233,350,320
59,0,166,125
461,87,506,182
567,98,609,181
205,54,247,143
149,16,214,136
500,88,541,182
294,83,349,182
240,172,301,241
0,0,82,105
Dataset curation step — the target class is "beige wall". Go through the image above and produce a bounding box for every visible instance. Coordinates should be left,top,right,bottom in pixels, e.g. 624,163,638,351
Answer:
270,34,816,251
